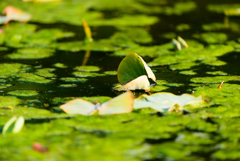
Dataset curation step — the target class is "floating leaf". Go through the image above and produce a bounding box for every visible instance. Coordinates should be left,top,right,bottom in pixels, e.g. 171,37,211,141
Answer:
60,91,134,115
134,93,204,112
98,90,134,115
1,6,31,24
8,90,39,97
60,99,96,115
117,53,156,84
74,66,100,72
113,75,150,92
115,53,156,92
2,116,25,134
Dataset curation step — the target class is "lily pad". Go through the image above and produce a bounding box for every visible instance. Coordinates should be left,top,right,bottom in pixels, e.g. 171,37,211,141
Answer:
60,91,134,115
113,75,151,92
134,92,204,112
193,32,228,44
7,48,55,59
58,84,77,88
72,72,104,78
117,53,156,85
60,77,88,83
17,73,52,84
8,90,39,97
104,71,117,75
35,68,56,78
53,63,67,68
179,70,197,75
206,71,228,76
0,96,21,108
74,66,100,72
0,63,30,78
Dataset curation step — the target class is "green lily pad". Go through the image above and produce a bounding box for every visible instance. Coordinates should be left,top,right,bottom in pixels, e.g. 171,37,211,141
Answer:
0,63,30,78
176,23,190,31
201,57,227,66
60,77,88,83
206,71,228,76
193,32,228,44
179,70,197,75
170,62,198,70
58,84,77,88
104,71,117,75
7,48,55,59
8,90,39,97
0,84,12,89
35,68,56,78
149,44,233,66
190,76,239,84
0,96,21,108
111,27,153,47
150,85,169,92
72,72,104,78
74,66,100,72
53,63,67,68
113,43,174,57
17,73,52,84
1,23,37,47
117,53,156,85
207,4,240,16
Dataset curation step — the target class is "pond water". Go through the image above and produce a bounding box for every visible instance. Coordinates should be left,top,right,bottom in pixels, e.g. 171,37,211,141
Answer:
1,0,240,161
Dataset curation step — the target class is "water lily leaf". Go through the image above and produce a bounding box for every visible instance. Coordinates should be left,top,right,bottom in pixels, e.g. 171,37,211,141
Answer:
2,116,25,134
117,53,156,85
134,93,204,112
113,75,150,92
60,99,97,115
60,91,134,115
1,6,31,24
98,90,134,115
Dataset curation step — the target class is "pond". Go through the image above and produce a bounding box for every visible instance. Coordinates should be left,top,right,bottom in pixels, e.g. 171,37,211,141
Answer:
1,0,240,160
